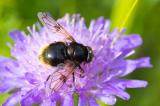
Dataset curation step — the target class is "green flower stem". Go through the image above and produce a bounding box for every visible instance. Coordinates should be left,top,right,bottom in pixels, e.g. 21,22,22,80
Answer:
73,92,79,106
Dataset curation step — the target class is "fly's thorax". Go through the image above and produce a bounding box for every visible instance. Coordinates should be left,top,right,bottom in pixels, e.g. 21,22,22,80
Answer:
67,42,93,64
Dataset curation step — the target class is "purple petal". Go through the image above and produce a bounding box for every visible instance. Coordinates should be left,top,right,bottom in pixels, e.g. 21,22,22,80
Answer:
20,89,44,106
0,84,12,93
25,72,39,84
104,85,130,100
107,58,126,71
79,94,89,106
115,34,142,51
88,99,99,106
0,57,23,92
9,30,25,43
50,93,71,106
98,95,116,105
2,93,20,106
62,95,73,106
40,94,58,106
121,57,152,76
89,17,105,34
40,99,56,106
50,93,61,102
119,79,148,88
89,17,110,35
0,57,19,74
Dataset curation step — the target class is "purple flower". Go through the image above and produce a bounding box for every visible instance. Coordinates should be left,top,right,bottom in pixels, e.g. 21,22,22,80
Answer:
0,13,152,106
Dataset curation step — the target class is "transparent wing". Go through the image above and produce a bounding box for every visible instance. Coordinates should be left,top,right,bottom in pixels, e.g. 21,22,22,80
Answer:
45,63,75,93
38,12,75,42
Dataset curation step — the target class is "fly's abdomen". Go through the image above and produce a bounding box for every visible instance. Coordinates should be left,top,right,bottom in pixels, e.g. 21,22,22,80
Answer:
39,42,68,66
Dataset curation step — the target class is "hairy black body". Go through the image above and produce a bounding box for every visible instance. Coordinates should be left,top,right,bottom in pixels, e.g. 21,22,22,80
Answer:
39,42,93,67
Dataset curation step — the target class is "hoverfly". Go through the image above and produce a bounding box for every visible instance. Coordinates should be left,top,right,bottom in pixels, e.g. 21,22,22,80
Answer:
38,12,94,93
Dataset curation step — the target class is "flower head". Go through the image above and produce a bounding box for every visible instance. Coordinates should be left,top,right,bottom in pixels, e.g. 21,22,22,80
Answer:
0,13,151,106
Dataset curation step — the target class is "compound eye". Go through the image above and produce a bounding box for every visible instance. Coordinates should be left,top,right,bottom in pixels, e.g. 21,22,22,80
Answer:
86,46,94,62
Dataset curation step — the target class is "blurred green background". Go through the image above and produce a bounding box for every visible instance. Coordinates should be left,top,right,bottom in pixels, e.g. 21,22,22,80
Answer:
0,0,160,106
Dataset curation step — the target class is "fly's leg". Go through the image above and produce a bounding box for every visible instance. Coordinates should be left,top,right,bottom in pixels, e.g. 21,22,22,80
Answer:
72,72,76,88
46,75,51,81
72,72,75,82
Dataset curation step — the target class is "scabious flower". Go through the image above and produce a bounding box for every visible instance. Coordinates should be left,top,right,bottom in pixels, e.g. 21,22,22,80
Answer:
0,14,151,106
